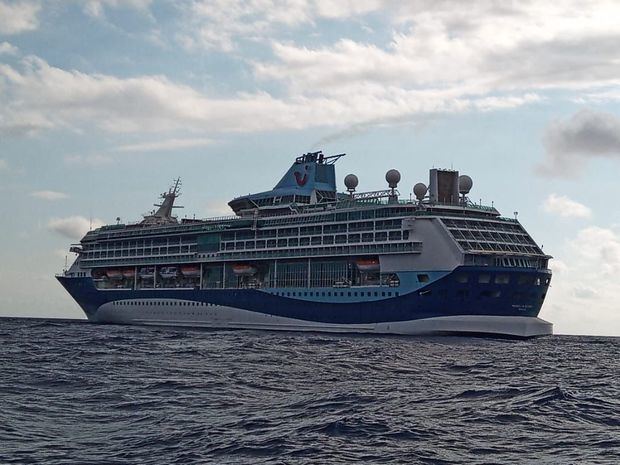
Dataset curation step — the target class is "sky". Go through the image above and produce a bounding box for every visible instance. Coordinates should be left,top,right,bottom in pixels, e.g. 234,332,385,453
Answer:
1,0,619,336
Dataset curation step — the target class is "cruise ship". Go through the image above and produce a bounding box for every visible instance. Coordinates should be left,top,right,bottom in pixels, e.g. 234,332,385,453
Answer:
57,151,553,338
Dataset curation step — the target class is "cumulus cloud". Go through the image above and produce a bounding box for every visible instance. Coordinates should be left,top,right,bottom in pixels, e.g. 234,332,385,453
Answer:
542,193,592,219
3,2,620,143
0,159,7,170
48,216,105,240
0,54,542,139
540,109,620,177
0,41,18,55
180,0,382,52
0,1,40,35
571,226,620,274
116,137,214,152
544,225,620,335
30,190,69,200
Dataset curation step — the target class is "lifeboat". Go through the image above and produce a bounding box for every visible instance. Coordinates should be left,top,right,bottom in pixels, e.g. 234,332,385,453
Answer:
159,266,178,279
181,265,200,277
232,264,257,276
139,267,155,279
105,269,123,280
122,268,136,278
355,258,380,272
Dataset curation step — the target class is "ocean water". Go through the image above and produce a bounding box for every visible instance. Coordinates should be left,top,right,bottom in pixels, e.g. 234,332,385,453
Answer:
0,318,618,465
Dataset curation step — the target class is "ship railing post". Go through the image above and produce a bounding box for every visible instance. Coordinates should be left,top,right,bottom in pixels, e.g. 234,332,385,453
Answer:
307,257,311,288
199,263,203,289
222,262,226,289
134,266,137,290
274,260,278,288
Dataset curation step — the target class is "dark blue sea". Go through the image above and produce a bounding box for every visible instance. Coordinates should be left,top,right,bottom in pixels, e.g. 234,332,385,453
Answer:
0,318,618,464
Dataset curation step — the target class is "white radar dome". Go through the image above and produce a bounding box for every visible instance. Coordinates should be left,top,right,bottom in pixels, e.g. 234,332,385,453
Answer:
344,174,359,190
414,182,428,201
458,175,473,194
385,169,401,188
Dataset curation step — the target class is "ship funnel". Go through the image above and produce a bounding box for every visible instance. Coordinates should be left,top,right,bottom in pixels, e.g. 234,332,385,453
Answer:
429,169,459,205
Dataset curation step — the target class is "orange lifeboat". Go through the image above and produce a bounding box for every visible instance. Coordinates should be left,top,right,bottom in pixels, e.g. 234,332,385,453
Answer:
181,265,201,277
355,258,380,272
232,264,257,276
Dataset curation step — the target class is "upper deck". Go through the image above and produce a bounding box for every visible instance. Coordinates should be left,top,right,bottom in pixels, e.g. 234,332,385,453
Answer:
69,152,549,270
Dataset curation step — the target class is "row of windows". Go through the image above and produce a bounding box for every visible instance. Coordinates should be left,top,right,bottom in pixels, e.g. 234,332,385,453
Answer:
218,242,420,260
454,273,550,286
259,206,414,228
441,218,528,235
112,300,216,307
425,289,546,301
271,290,400,298
222,231,407,251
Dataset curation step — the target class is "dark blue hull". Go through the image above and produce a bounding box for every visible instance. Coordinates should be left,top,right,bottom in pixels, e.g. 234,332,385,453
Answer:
57,267,551,337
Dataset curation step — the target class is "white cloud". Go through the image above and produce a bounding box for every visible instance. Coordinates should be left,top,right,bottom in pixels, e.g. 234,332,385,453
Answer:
0,54,542,138
116,137,214,152
48,216,105,240
542,193,592,219
30,190,69,200
0,41,18,55
0,159,7,170
180,0,383,52
544,225,620,335
0,1,40,35
83,0,152,18
3,2,620,140
540,109,620,177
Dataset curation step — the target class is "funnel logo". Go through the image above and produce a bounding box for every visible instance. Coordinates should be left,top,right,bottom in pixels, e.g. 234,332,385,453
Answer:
294,166,309,186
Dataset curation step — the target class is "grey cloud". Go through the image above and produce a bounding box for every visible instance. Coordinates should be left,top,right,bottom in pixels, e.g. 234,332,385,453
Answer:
539,109,620,177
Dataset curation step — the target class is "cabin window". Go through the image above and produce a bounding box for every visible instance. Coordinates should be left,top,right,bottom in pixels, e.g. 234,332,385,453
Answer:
417,274,430,283
495,274,510,284
478,274,491,284
455,273,468,283
480,290,501,298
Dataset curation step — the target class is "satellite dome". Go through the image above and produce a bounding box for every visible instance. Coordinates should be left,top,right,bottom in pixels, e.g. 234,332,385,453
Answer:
385,169,401,188
344,174,359,191
458,175,473,194
413,182,427,201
